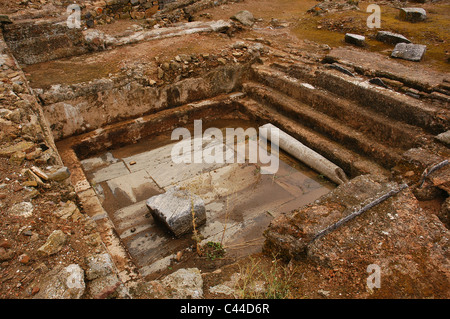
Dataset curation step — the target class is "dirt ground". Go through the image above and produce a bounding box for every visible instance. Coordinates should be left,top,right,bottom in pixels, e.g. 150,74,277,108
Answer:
0,157,100,298
191,0,449,71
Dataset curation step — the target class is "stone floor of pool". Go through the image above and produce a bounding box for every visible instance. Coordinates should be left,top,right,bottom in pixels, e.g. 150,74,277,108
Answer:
80,132,335,278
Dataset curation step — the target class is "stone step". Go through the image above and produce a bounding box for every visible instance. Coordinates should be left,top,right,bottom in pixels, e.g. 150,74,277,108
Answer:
250,64,427,150
271,62,450,135
243,81,403,169
237,97,388,178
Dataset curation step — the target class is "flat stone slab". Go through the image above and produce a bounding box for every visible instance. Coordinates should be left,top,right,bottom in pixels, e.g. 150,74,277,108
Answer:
231,10,255,27
436,130,450,146
173,163,260,204
123,137,234,188
399,8,427,22
376,31,411,45
106,169,161,204
89,161,130,184
146,187,206,237
391,43,426,62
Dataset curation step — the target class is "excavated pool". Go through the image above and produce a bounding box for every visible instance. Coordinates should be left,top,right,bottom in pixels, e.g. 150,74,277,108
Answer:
73,117,334,278
15,9,447,281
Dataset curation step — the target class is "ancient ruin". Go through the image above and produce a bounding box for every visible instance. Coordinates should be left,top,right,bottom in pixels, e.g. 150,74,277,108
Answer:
0,0,448,301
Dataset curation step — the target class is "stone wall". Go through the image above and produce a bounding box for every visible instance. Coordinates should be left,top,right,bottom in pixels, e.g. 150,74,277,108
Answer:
2,21,88,65
39,63,247,140
0,29,133,299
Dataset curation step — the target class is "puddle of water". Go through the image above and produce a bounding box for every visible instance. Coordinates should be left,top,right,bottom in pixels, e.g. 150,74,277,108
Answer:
81,119,335,277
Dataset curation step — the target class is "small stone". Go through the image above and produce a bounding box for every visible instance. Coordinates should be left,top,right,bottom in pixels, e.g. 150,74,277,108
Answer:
31,287,40,295
23,180,38,187
318,289,331,297
345,33,366,47
119,12,131,20
0,141,35,158
48,167,71,182
9,202,34,218
37,230,68,257
381,78,403,89
326,63,355,77
24,169,44,186
85,253,114,280
376,31,411,45
9,151,25,164
179,54,192,63
232,41,247,50
161,268,203,299
18,253,30,264
7,109,22,123
369,78,389,89
217,58,227,65
92,280,122,299
170,61,180,70
13,184,24,192
30,166,49,181
231,10,255,27
22,230,33,236
157,67,164,79
54,201,79,219
399,8,427,22
33,264,85,299
145,4,158,17
435,130,450,146
210,284,236,296
404,171,415,177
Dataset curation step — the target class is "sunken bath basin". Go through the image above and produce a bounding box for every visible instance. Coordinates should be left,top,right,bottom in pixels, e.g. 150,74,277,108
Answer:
56,95,335,279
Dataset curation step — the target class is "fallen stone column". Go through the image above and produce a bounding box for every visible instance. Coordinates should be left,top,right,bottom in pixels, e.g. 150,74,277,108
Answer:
259,123,348,185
